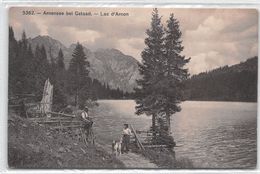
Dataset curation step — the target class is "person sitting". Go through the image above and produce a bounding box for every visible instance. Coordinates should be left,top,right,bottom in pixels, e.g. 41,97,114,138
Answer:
121,124,132,153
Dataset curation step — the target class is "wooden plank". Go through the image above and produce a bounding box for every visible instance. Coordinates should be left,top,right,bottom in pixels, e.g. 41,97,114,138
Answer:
51,125,83,129
8,104,22,107
28,117,73,121
48,111,75,118
49,117,74,120
143,144,181,148
13,93,36,97
143,145,168,148
37,121,82,124
136,136,153,139
130,124,145,151
136,130,151,134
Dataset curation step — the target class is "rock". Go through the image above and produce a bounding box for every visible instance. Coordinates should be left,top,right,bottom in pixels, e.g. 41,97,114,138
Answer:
27,143,40,153
22,124,28,127
58,147,65,153
57,160,63,167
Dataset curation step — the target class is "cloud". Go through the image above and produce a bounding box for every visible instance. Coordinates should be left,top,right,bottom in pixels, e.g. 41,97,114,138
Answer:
182,9,258,74
189,51,235,74
116,38,144,61
82,35,118,50
48,26,102,47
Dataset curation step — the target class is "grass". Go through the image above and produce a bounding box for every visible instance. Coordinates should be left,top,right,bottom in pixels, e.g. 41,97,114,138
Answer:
8,110,125,169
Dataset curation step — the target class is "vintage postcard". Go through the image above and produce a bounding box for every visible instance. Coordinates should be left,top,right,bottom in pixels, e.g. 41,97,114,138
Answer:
8,7,258,169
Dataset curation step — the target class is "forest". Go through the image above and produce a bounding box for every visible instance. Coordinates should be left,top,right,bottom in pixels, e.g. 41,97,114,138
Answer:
184,56,258,102
8,27,132,110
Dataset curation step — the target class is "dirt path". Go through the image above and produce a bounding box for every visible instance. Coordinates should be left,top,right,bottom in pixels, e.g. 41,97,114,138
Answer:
117,152,157,168
101,145,157,168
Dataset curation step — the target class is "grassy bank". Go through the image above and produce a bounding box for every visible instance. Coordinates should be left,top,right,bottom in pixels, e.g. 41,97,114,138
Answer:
139,148,194,169
8,110,125,169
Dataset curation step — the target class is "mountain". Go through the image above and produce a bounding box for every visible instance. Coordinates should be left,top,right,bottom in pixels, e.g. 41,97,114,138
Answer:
27,35,258,101
28,36,70,60
92,48,140,92
28,35,140,92
185,56,258,102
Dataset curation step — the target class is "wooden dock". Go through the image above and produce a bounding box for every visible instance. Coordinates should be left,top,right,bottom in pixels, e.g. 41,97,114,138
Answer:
129,124,176,150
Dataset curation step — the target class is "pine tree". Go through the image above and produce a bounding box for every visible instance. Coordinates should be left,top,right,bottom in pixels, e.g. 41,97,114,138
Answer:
135,9,190,139
162,13,190,134
67,42,90,107
57,48,65,69
8,27,18,95
50,48,67,109
49,47,56,83
15,31,28,94
34,44,49,96
15,31,37,94
24,44,37,93
135,8,165,136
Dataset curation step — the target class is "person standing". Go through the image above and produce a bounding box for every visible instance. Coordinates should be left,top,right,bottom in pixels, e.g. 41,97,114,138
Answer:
81,106,93,141
122,124,132,153
19,99,27,118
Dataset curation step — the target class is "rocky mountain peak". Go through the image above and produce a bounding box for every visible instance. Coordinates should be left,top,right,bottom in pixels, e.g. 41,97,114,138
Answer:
28,35,140,92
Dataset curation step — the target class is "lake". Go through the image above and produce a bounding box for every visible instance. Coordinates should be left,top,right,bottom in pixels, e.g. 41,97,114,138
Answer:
91,100,257,168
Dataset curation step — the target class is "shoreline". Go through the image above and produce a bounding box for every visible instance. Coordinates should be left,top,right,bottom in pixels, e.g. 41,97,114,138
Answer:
97,99,257,104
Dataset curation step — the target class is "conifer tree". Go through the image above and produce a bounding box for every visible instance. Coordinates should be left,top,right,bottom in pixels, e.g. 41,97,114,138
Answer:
49,48,67,109
8,27,18,95
34,44,49,96
67,42,90,107
135,8,165,136
135,9,190,138
57,48,65,69
15,31,28,94
24,44,37,93
15,31,37,94
162,13,190,134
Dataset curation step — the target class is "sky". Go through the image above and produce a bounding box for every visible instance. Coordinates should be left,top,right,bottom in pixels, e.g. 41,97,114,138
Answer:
9,7,258,74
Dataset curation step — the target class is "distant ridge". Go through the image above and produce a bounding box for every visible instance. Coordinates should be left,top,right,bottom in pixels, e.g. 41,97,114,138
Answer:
185,56,258,102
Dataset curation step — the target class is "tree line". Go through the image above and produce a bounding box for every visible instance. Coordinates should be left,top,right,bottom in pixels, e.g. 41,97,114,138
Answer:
9,27,131,110
184,56,257,102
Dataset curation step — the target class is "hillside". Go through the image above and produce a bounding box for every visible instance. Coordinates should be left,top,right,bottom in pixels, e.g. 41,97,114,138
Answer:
8,110,124,168
185,56,258,102
28,35,140,92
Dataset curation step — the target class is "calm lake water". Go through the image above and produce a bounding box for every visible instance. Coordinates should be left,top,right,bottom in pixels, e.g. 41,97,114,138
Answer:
92,100,257,168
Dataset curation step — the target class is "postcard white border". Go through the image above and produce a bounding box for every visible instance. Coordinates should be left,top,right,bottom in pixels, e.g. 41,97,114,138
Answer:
0,1,259,173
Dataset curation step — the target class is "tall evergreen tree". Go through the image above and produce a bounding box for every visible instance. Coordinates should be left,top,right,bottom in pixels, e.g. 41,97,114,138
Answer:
49,47,56,83
24,44,37,92
15,31,28,94
15,31,37,94
8,27,18,95
34,44,49,96
135,9,190,138
162,13,190,134
135,8,165,136
52,48,67,108
57,48,65,69
67,42,90,107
